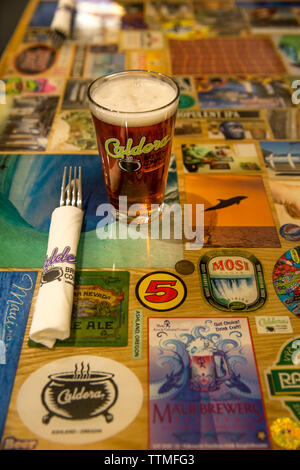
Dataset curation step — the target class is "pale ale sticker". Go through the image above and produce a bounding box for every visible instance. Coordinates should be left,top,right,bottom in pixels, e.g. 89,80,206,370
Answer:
17,355,143,445
199,250,267,312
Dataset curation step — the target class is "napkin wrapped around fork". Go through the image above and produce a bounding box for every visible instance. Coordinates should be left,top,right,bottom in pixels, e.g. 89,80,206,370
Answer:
50,0,76,40
29,205,83,348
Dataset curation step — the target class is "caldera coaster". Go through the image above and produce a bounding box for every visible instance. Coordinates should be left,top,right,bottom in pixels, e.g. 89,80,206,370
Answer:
16,355,143,446
273,247,300,317
199,250,267,312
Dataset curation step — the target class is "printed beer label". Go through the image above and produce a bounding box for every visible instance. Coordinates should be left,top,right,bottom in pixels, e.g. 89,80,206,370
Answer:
273,246,300,317
104,135,171,159
148,317,270,450
266,338,300,422
29,270,130,347
199,250,267,312
16,355,143,445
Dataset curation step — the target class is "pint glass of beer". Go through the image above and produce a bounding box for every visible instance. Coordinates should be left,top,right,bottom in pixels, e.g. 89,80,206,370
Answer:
87,70,180,222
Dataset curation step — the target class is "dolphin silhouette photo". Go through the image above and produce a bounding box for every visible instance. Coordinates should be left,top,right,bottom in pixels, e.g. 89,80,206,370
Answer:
205,195,247,212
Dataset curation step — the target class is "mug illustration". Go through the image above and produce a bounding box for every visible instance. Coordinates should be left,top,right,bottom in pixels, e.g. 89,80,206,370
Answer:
41,362,118,424
189,350,232,392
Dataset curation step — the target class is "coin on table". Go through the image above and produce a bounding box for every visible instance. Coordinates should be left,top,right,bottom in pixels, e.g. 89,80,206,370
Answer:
175,259,195,275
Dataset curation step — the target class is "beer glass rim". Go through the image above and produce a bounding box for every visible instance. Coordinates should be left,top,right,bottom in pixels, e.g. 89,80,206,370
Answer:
87,70,180,115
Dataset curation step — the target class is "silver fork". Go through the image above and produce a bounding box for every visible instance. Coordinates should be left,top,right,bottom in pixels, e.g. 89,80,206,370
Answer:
60,166,82,209
48,29,66,48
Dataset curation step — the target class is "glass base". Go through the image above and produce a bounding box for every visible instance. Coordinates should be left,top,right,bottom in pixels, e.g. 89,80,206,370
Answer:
116,203,164,225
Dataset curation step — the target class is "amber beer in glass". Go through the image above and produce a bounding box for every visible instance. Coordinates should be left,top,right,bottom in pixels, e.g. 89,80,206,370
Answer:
87,70,180,221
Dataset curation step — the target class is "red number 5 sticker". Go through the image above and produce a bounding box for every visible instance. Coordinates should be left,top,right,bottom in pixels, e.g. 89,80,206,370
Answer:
136,272,187,311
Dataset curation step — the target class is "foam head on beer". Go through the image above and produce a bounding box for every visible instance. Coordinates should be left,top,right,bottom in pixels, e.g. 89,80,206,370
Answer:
88,72,179,127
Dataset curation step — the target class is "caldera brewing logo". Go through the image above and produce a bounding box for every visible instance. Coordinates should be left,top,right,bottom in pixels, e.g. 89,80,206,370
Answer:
41,246,76,286
41,362,118,424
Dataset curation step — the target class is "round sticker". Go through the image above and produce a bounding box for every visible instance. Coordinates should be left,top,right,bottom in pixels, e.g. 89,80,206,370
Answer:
273,246,300,316
17,355,143,445
136,271,187,311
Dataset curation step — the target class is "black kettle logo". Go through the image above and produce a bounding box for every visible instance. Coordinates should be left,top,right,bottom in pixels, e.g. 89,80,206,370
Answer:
41,362,118,424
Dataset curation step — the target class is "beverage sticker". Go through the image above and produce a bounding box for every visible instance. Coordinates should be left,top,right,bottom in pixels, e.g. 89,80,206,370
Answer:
136,271,187,311
29,270,130,347
273,246,300,316
255,316,293,334
199,250,267,312
148,317,270,450
0,271,38,440
16,355,143,445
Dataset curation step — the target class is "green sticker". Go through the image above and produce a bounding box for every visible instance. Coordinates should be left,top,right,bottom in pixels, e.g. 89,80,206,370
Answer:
29,270,129,347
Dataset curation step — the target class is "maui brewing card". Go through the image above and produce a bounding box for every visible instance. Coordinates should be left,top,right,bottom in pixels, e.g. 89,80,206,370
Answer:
148,317,270,450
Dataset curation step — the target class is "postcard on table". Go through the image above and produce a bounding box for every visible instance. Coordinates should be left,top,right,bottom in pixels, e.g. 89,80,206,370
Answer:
273,34,300,75
268,178,300,236
265,108,300,140
193,5,250,36
145,1,194,25
48,111,97,151
83,46,126,78
148,317,270,450
195,76,292,108
184,173,280,248
204,110,272,140
2,76,63,96
4,43,73,78
0,95,58,152
243,4,300,33
120,30,164,49
0,153,183,269
127,50,167,73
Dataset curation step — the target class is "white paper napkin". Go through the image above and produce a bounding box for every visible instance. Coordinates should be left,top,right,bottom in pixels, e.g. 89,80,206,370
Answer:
29,205,83,348
50,0,76,38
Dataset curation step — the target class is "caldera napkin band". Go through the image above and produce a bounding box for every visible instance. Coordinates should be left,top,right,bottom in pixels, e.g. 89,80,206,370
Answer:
29,205,83,348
